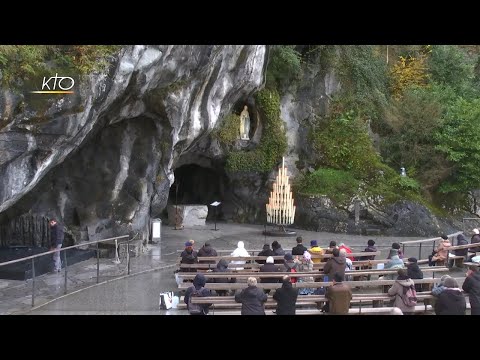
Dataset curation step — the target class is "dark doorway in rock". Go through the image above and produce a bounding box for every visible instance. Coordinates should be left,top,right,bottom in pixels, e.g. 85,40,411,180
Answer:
168,164,228,220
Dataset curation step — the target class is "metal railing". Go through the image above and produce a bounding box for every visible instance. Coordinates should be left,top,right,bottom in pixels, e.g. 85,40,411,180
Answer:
399,231,463,260
0,234,130,307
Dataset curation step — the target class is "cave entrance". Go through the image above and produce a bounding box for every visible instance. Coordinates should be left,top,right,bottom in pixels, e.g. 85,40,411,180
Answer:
168,164,228,221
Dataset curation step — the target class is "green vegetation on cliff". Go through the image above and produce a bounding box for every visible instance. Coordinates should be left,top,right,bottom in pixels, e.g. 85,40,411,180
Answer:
293,45,480,212
0,45,120,87
225,88,287,172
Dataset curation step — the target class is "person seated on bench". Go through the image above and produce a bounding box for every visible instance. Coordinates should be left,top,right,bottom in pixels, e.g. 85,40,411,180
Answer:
432,274,452,297
260,256,280,293
339,248,353,281
406,257,423,292
338,242,355,261
197,242,218,264
272,241,285,264
184,273,213,315
257,243,274,264
273,275,298,315
283,253,298,273
322,241,337,263
230,241,250,270
358,239,377,261
380,250,404,280
387,242,404,259
431,235,451,266
235,277,268,315
295,251,315,295
209,259,236,296
292,236,308,256
323,248,346,281
462,265,480,315
469,229,480,261
434,277,466,315
322,272,352,315
308,240,324,264
387,269,416,315
452,234,468,266
180,241,198,272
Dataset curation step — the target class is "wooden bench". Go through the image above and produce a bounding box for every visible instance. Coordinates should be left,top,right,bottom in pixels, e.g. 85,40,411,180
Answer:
446,243,480,267
177,277,460,291
176,266,449,282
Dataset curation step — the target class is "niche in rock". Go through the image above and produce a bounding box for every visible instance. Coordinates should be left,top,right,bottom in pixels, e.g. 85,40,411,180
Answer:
168,164,229,220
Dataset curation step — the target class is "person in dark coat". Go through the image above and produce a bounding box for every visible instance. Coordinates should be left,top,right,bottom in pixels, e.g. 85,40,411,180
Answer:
180,241,198,272
235,277,268,315
210,259,236,296
452,234,469,267
323,248,346,281
283,253,298,273
387,242,404,259
462,265,480,315
322,241,337,263
184,273,213,315
324,272,352,314
197,242,218,264
292,236,308,256
257,244,274,264
406,257,424,292
469,229,480,261
272,241,285,264
260,256,280,293
454,234,468,257
273,275,298,315
359,239,377,261
49,219,64,272
434,277,466,315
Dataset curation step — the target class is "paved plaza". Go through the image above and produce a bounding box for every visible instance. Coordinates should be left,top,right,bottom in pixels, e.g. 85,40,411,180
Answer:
0,222,466,315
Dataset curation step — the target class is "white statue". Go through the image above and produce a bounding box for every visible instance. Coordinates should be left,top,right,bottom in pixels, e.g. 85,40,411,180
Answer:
239,105,250,140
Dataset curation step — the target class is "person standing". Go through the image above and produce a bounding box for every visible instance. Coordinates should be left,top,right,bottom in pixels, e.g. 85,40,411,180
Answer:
49,219,64,272
273,275,298,315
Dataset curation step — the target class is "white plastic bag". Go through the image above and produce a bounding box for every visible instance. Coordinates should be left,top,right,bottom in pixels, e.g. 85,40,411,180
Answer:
172,296,179,309
159,291,174,309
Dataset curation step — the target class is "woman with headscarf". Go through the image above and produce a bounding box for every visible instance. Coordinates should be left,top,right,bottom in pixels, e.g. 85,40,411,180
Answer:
295,251,315,295
230,241,250,270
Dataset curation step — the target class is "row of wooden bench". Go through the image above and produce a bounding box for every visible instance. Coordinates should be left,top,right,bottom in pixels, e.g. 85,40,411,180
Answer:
177,276,451,291
176,266,449,281
178,290,471,315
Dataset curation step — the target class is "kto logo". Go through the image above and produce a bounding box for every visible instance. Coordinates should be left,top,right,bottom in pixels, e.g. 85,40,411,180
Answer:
30,73,75,94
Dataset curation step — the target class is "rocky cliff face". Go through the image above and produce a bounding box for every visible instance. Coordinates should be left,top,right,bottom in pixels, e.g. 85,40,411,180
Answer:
0,45,462,244
0,45,267,245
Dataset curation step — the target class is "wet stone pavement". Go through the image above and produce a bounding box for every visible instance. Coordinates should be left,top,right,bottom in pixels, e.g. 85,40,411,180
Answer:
0,222,466,315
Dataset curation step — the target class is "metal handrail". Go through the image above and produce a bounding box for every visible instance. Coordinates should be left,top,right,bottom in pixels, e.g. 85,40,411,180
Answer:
0,235,129,267
399,231,463,261
0,234,131,308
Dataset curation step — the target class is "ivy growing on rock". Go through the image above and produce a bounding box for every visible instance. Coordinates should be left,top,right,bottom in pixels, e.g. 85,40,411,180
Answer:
226,88,287,173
